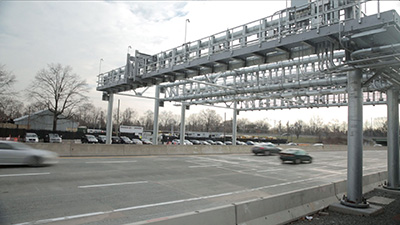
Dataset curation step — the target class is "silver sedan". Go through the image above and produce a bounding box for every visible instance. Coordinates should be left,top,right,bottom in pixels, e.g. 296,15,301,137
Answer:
0,141,58,166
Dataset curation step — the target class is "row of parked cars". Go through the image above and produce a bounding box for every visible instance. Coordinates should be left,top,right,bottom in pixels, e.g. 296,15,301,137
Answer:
251,142,313,164
81,134,152,145
24,133,62,143
170,139,255,145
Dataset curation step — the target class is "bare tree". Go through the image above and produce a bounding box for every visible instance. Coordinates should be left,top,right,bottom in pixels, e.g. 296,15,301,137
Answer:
0,64,16,95
139,110,154,130
375,117,388,136
237,118,250,133
199,109,222,132
0,65,23,121
0,97,23,122
254,119,270,133
120,108,138,126
24,102,47,115
293,120,303,139
29,63,88,131
276,120,283,135
160,111,179,131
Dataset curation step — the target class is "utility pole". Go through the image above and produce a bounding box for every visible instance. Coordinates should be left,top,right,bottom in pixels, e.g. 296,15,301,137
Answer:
116,99,120,136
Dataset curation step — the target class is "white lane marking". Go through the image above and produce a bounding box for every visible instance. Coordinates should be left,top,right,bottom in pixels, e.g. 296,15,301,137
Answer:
78,181,148,189
14,212,106,225
16,174,339,225
197,157,240,165
189,164,219,168
0,172,50,178
85,160,137,164
257,169,283,173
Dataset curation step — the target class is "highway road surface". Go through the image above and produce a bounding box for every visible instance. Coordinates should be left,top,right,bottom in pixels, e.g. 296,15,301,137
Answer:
0,149,387,225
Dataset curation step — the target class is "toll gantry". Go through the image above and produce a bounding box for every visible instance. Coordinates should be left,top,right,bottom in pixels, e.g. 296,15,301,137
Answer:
97,0,400,208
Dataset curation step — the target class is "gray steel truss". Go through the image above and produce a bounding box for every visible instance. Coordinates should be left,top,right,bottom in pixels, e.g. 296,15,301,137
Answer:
97,0,400,208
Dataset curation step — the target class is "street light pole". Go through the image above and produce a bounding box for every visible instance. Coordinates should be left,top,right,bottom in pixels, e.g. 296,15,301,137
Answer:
99,58,104,74
184,19,190,44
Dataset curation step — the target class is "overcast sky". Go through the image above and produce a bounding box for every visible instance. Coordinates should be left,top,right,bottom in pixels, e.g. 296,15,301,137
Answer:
0,1,399,127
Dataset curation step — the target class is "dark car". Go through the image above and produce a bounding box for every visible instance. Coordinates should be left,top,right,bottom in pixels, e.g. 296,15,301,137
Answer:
279,148,313,164
252,143,282,155
81,134,99,144
111,136,121,144
246,141,255,145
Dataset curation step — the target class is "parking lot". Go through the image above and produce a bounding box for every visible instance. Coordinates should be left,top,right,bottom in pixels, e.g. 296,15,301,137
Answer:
0,149,387,225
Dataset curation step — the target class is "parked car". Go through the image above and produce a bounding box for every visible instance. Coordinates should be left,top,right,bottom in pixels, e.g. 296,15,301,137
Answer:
111,136,121,144
81,134,98,144
25,133,39,143
279,148,313,164
236,141,246,145
224,141,232,145
190,140,201,145
120,136,133,144
252,143,282,155
200,141,211,145
246,141,255,145
44,133,62,143
215,141,225,145
141,139,153,145
172,139,192,145
132,139,143,145
206,140,216,145
0,141,58,166
96,135,107,144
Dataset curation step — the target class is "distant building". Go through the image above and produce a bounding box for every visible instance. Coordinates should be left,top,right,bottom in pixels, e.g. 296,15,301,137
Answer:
14,109,78,131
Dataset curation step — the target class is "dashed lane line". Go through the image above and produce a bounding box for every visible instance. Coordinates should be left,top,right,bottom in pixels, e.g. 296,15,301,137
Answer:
78,181,148,188
0,172,51,178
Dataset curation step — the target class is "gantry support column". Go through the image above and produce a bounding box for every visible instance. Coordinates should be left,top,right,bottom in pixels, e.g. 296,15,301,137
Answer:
106,93,114,145
385,87,400,190
232,102,237,145
342,69,368,207
153,85,160,145
180,103,186,145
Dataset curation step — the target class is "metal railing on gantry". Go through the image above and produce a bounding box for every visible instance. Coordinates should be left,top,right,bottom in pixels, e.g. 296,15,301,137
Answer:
97,0,399,96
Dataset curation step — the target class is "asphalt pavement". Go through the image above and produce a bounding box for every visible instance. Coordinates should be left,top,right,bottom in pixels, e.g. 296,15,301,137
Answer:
0,149,388,225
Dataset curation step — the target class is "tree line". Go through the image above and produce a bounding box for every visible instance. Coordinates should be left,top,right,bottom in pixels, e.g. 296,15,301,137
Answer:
0,63,388,139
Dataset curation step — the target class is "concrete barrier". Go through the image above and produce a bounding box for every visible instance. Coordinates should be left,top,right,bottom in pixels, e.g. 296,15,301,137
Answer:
126,171,387,225
128,205,236,225
27,143,386,157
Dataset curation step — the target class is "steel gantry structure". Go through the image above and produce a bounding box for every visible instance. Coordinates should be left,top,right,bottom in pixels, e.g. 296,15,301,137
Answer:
97,0,400,209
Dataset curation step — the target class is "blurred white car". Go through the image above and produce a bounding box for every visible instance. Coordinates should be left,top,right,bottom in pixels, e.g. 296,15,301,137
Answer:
0,141,58,166
25,133,39,143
